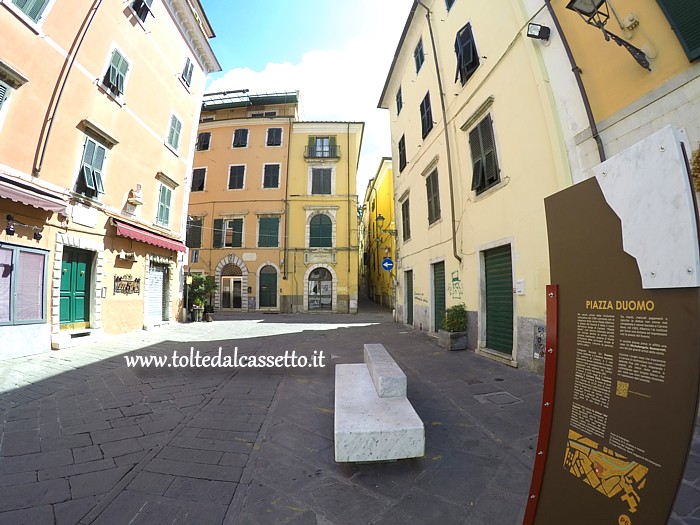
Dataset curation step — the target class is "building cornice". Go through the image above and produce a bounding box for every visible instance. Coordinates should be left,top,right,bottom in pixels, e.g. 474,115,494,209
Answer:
162,0,221,74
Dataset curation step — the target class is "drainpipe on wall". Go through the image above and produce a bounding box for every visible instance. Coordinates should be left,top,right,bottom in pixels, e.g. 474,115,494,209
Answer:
544,0,606,163
416,0,462,265
33,0,104,177
283,115,293,281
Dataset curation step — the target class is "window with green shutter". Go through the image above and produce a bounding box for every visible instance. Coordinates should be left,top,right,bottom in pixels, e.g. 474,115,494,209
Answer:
263,164,280,188
656,0,700,61
225,219,243,248
104,50,129,96
167,115,182,150
401,198,411,241
186,218,202,248
233,129,249,147
258,217,279,247
12,0,50,22
156,184,172,227
311,168,332,195
75,137,106,198
455,23,479,85
426,169,441,224
131,0,153,22
228,165,245,189
420,92,433,139
309,214,332,247
191,168,206,192
181,57,194,86
213,219,225,248
469,114,500,194
0,81,10,113
266,128,282,146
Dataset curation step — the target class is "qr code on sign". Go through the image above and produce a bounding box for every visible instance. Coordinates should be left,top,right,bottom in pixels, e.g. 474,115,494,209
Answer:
616,380,629,398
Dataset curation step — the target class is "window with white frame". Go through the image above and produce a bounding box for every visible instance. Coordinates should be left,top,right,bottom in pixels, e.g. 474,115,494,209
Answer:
263,164,280,189
258,217,280,247
156,183,173,227
224,218,244,248
233,128,249,147
309,214,332,248
0,244,47,326
166,115,182,150
75,136,107,198
311,168,332,195
196,132,210,151
266,127,282,146
469,114,500,194
131,0,153,23
228,165,245,190
191,168,206,192
103,49,130,98
11,0,51,23
181,57,194,87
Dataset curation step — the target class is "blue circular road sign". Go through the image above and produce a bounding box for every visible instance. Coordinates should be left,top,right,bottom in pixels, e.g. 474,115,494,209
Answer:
381,257,394,271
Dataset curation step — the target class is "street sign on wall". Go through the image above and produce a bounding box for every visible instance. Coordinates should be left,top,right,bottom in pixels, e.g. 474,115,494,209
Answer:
525,127,700,525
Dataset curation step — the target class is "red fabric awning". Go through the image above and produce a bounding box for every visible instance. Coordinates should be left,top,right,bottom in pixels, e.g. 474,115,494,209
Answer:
0,176,67,214
114,219,186,253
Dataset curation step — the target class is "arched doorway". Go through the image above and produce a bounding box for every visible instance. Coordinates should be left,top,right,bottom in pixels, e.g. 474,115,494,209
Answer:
259,265,277,308
308,267,332,310
221,263,242,309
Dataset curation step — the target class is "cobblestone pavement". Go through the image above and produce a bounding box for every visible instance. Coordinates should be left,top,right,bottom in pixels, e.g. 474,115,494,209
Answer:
0,302,698,524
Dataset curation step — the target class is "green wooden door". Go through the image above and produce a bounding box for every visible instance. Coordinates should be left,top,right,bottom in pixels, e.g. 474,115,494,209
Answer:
259,266,277,308
405,270,413,325
484,245,513,354
433,262,445,331
59,248,91,329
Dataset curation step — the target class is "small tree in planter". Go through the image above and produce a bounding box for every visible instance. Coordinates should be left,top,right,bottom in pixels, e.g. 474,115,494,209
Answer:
438,303,468,351
188,275,217,322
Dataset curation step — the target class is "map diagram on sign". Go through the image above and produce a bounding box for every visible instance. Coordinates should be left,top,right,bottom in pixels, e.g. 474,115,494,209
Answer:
564,429,649,513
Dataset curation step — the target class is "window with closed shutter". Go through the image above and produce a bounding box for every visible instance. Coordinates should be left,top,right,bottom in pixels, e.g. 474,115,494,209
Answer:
401,198,411,241
309,214,332,247
0,81,8,112
181,57,194,86
396,87,403,115
12,0,50,22
167,115,182,149
266,128,282,146
311,168,332,195
228,166,245,189
233,129,249,147
156,184,172,227
263,164,280,188
0,245,47,325
426,169,441,224
469,114,500,194
213,219,225,248
414,38,425,73
186,218,202,248
258,217,279,247
656,0,700,61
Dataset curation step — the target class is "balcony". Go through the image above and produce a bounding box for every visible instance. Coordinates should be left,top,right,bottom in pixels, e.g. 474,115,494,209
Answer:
304,145,341,160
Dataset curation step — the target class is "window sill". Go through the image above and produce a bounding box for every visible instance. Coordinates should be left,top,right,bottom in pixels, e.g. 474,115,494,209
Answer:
428,217,442,229
97,84,125,107
227,187,245,192
1,1,43,35
164,141,179,157
265,144,283,148
472,177,508,203
178,75,192,93
262,186,280,190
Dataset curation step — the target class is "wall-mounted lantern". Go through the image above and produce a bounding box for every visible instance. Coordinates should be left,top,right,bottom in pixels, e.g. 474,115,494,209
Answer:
566,0,650,70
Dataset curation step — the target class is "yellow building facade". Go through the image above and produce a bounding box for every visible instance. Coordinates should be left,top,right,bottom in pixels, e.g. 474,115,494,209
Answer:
361,158,396,309
187,93,363,314
379,0,571,371
0,0,219,358
544,0,700,179
186,92,297,312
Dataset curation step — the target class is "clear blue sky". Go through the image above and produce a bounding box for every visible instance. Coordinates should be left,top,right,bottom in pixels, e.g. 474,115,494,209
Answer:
198,0,414,194
202,1,372,75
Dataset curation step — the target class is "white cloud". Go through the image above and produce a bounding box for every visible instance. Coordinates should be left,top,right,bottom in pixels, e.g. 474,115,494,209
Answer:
207,0,413,197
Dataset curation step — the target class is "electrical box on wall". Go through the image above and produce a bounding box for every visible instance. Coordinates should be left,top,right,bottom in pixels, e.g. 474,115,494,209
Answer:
515,279,525,295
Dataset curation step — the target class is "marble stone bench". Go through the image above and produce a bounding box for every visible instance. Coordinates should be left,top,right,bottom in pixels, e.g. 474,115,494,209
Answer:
334,344,424,462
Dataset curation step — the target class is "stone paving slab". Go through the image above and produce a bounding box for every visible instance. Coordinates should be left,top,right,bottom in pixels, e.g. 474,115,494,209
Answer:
0,304,698,524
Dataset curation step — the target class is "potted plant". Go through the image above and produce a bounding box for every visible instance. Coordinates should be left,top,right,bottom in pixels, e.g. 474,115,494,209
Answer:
192,298,204,322
438,303,468,351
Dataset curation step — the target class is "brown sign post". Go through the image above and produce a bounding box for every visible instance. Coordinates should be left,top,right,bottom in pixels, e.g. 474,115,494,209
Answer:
525,127,700,525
